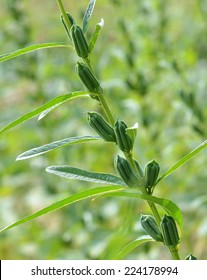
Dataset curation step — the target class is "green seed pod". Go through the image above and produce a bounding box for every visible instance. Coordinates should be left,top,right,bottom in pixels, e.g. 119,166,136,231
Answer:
76,62,102,98
114,120,133,153
141,215,163,242
144,160,160,194
161,215,180,246
70,24,89,58
61,13,75,39
115,156,141,187
185,254,197,260
88,112,116,142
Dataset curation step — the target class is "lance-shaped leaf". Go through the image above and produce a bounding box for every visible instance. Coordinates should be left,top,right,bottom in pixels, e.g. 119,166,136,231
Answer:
0,91,89,135
126,122,139,147
156,139,207,185
82,0,96,33
89,18,104,52
16,136,101,160
0,42,73,62
115,235,154,260
46,166,127,187
0,186,123,234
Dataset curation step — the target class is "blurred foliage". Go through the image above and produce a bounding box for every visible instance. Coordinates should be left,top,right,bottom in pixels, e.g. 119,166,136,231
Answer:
0,0,207,259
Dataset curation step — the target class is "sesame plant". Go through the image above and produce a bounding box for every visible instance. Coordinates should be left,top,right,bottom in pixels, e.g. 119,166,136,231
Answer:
0,0,206,260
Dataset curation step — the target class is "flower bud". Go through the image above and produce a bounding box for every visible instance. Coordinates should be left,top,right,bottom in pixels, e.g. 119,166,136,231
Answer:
115,156,141,187
114,120,133,153
76,62,102,99
185,254,197,260
88,112,116,142
70,24,89,58
144,160,160,194
141,215,163,242
161,215,180,246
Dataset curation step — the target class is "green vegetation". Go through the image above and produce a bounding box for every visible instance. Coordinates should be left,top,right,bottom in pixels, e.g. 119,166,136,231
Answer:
0,0,206,259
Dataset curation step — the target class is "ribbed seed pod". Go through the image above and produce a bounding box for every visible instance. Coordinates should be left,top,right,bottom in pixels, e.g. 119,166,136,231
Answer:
114,120,133,153
185,254,197,260
115,156,141,187
144,160,160,194
70,24,89,58
161,215,180,246
88,112,116,142
141,215,163,242
61,13,75,39
76,62,102,98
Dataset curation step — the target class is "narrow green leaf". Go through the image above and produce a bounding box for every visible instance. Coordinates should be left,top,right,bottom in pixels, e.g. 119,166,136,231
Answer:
0,91,89,135
99,190,183,229
115,235,154,260
82,0,96,33
157,140,207,184
0,186,123,234
0,42,73,62
126,122,138,147
17,136,101,160
46,166,127,187
89,19,104,52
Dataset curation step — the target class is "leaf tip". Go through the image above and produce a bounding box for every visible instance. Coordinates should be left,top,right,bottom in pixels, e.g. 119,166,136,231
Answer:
99,18,104,27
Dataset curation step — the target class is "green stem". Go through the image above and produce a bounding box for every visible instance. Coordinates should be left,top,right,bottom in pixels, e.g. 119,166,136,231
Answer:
83,58,115,125
148,201,162,226
84,57,93,72
169,245,180,260
57,0,72,31
125,152,137,170
98,94,115,125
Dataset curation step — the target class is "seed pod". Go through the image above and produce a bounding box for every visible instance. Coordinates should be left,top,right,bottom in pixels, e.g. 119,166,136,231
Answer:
61,13,75,39
88,112,116,142
114,120,133,153
161,215,180,246
185,254,197,260
144,160,160,194
70,24,89,58
141,215,163,242
115,156,141,187
76,62,102,98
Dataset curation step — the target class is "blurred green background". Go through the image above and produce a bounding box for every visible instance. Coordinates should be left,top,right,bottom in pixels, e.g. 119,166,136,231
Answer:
0,0,206,259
